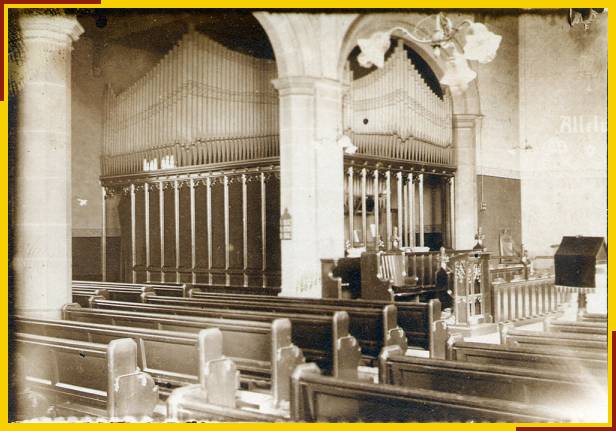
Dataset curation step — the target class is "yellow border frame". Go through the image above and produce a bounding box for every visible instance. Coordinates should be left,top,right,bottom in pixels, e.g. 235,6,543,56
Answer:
1,3,612,431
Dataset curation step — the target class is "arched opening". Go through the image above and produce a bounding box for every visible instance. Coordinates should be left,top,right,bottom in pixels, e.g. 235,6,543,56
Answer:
341,35,455,252
339,14,484,252
72,11,282,287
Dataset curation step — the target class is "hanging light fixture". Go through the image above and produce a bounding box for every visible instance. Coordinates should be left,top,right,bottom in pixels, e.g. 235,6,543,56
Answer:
356,13,502,95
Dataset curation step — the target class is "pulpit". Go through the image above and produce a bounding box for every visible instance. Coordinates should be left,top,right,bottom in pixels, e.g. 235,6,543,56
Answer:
443,250,494,336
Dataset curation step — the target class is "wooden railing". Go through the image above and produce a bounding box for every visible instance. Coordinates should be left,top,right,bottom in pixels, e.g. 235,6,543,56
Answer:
492,277,575,323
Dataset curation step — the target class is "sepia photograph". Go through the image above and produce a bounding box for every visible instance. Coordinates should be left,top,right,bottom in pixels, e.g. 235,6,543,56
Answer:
7,7,609,423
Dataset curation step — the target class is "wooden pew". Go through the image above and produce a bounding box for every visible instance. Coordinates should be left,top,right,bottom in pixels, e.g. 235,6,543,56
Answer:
74,286,443,356
95,294,407,363
73,285,155,303
321,257,361,299
447,336,608,382
191,283,281,297
167,328,286,421
378,345,604,411
60,303,303,393
360,251,416,301
499,323,608,352
68,298,362,379
187,292,445,356
543,316,607,336
15,315,304,405
73,280,189,298
289,363,567,422
14,332,158,419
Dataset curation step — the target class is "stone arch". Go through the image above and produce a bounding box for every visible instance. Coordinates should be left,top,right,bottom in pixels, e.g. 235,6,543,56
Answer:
254,12,357,80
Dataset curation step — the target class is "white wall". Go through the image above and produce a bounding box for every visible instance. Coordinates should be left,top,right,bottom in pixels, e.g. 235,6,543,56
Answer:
518,13,607,257
475,14,520,180
71,37,161,236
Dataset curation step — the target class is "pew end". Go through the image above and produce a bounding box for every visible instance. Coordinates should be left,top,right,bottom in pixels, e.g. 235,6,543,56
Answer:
271,318,305,409
382,304,408,352
378,345,405,384
106,338,159,419
445,333,465,360
321,258,344,299
167,327,290,421
430,320,448,359
332,311,362,381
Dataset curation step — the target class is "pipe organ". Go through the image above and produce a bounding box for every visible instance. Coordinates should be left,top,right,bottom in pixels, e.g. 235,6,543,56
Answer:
100,30,281,286
342,39,455,251
102,29,279,177
343,40,454,167
100,31,458,284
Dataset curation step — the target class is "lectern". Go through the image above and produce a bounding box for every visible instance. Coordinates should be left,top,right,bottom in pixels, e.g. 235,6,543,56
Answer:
554,236,607,315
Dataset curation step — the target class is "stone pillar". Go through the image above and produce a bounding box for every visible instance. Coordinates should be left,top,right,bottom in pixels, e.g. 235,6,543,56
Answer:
13,15,84,318
453,114,482,250
273,76,345,297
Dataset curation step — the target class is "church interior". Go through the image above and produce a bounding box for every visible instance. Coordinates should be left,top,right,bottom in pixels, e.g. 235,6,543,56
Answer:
8,8,608,422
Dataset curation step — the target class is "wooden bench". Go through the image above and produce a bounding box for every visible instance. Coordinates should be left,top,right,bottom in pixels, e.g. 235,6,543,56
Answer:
289,363,567,422
191,283,281,297
543,316,607,336
14,332,158,419
360,251,417,301
187,291,445,357
16,314,303,406
499,323,608,352
101,294,407,363
60,303,304,398
447,336,607,382
73,285,155,303
71,297,362,379
321,257,361,299
74,280,189,298
74,284,443,356
378,345,604,411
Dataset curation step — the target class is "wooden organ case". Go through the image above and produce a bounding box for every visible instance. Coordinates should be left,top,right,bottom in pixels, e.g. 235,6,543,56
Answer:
341,40,455,253
100,29,281,287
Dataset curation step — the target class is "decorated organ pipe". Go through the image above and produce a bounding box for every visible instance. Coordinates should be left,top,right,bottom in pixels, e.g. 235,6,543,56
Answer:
343,39,453,166
102,29,279,176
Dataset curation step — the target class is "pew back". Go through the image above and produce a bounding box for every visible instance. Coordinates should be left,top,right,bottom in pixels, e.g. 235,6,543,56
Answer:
137,295,404,361
187,291,441,353
448,339,608,381
76,298,361,378
500,324,607,351
379,346,603,410
290,364,566,422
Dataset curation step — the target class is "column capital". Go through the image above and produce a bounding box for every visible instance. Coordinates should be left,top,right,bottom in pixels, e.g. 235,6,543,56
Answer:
453,113,483,129
272,76,343,97
19,15,84,45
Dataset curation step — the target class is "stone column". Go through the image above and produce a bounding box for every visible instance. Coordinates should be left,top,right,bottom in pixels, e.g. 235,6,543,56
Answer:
13,15,84,318
453,114,482,250
273,76,345,297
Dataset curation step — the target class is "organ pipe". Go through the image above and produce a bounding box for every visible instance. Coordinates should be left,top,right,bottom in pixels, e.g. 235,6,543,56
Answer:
343,39,454,166
102,29,278,176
